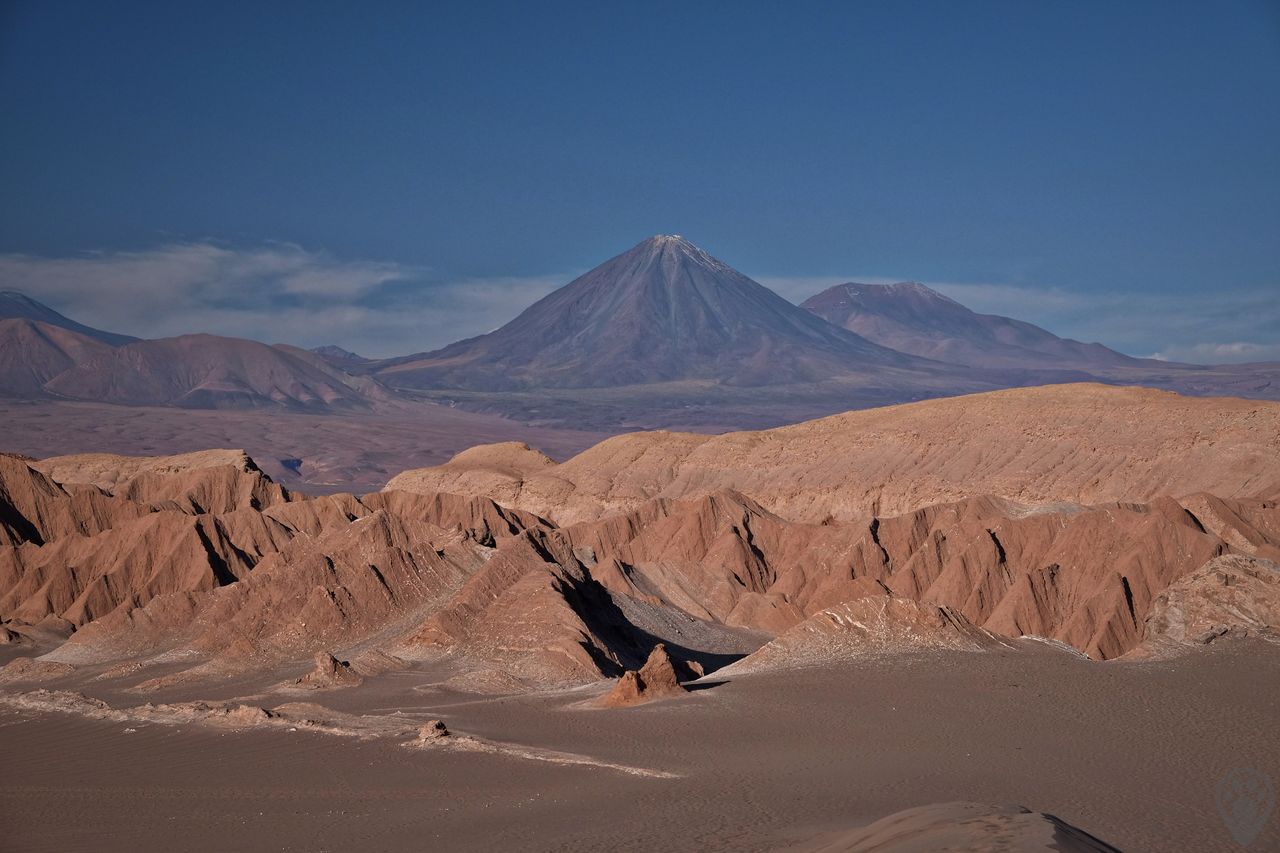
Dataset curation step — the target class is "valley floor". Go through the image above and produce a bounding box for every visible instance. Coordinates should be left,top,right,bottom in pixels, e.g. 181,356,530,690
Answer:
2,640,1276,852
0,400,604,494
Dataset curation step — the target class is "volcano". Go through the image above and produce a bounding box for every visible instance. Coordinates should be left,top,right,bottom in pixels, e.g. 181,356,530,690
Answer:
801,281,1144,370
373,236,934,390
0,291,137,347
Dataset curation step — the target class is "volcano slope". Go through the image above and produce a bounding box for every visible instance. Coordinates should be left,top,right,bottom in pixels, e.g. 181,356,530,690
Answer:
370,235,942,392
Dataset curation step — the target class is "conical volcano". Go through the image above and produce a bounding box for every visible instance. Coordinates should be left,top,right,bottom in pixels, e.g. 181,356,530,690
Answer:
375,235,923,390
0,291,137,347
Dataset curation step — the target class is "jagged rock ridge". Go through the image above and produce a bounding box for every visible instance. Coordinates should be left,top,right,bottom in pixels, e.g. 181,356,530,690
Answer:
3,427,1278,694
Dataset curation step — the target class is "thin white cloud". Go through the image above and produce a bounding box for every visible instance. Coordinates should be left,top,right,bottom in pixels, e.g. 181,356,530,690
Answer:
0,243,569,358
1150,341,1280,364
0,242,408,306
971,285,1280,361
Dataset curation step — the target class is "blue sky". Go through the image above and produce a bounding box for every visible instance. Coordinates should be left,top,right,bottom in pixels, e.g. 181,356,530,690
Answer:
1,1,1277,359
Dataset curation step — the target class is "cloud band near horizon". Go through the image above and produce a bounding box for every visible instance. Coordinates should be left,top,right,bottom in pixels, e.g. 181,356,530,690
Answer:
0,242,1275,364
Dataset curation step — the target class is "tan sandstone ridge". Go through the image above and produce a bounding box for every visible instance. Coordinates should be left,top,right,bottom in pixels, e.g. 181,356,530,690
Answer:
1135,554,1280,654
385,384,1280,525
32,448,280,491
724,594,1009,675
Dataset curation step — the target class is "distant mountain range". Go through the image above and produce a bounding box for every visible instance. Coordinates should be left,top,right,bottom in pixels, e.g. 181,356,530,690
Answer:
370,235,932,390
1,237,1276,423
0,316,391,411
310,344,370,366
801,281,1145,370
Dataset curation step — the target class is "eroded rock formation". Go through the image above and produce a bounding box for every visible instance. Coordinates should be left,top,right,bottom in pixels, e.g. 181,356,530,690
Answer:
3,388,1279,694
601,644,689,707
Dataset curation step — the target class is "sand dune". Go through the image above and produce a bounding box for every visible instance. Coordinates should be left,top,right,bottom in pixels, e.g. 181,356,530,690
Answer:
797,801,1122,852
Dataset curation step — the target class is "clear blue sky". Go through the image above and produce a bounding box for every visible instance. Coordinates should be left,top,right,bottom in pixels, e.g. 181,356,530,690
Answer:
1,1,1277,360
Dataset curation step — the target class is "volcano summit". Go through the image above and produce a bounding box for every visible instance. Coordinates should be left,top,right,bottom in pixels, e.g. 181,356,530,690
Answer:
371,235,944,391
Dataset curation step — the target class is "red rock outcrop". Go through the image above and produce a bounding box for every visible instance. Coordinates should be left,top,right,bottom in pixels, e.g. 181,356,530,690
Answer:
293,651,363,689
402,527,648,686
1136,554,1280,654
601,643,689,707
551,488,1280,660
0,455,145,547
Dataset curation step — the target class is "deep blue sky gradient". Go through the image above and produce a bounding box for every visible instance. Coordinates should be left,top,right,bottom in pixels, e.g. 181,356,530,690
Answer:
1,1,1277,356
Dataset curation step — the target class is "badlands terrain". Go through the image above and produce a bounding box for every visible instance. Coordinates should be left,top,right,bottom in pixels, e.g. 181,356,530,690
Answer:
2,383,1279,851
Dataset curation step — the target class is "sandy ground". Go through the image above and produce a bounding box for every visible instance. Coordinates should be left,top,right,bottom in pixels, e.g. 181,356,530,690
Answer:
0,400,604,493
1,641,1277,852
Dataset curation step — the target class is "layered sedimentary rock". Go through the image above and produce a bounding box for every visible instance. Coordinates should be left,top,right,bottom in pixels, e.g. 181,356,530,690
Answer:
724,595,1006,674
387,384,1280,525
4,390,1280,693
1137,554,1280,653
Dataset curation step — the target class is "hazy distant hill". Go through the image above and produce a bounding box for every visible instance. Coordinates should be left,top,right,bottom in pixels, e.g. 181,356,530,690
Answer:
0,318,114,396
310,344,371,367
0,290,138,347
0,293,392,410
801,281,1145,370
42,334,387,410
